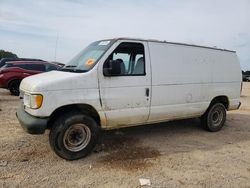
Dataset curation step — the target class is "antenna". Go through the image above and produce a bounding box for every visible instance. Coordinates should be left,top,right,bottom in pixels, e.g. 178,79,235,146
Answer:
54,32,59,61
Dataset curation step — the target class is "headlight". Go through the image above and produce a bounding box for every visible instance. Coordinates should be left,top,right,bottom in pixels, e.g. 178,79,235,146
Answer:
23,93,43,109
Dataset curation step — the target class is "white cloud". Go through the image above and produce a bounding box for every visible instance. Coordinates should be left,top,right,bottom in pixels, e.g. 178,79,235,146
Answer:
0,0,249,69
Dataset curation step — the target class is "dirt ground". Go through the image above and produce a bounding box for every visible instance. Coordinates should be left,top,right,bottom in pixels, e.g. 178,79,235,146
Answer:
0,83,250,188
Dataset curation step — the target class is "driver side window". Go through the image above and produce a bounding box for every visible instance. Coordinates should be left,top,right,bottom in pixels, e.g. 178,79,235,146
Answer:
112,53,130,74
104,42,145,76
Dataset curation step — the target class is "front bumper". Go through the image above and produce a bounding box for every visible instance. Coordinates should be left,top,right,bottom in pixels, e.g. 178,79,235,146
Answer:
16,104,49,134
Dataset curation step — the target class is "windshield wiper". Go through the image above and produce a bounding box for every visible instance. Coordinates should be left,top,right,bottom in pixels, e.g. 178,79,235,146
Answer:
59,68,87,73
59,65,88,73
64,65,77,68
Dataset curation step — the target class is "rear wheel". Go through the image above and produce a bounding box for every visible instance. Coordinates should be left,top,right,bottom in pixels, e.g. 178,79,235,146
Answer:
8,80,21,96
201,103,226,132
49,112,100,160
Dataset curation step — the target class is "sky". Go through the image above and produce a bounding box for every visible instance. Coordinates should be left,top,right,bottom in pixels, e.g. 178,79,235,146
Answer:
0,0,250,70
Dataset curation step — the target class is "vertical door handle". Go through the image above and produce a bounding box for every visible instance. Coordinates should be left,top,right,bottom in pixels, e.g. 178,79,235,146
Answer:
145,88,149,97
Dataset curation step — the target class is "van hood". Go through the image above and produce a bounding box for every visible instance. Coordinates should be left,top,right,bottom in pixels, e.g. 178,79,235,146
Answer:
20,70,98,92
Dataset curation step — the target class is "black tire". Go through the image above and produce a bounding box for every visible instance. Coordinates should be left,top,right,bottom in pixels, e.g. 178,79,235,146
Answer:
49,112,100,160
201,103,226,132
8,80,21,96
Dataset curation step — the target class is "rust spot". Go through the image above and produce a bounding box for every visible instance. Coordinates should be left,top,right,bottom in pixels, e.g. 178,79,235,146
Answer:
96,135,160,171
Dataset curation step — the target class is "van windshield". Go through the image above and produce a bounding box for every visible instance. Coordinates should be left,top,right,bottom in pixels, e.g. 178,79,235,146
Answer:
62,40,114,72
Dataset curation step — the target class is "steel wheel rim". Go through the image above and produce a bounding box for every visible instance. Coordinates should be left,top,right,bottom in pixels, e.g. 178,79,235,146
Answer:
211,109,223,127
63,124,91,152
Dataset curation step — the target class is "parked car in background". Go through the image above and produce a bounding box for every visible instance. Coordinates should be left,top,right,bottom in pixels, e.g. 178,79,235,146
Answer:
0,58,44,68
0,61,61,96
243,75,247,81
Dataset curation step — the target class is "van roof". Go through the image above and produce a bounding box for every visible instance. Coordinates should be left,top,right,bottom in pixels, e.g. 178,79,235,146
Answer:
108,37,236,53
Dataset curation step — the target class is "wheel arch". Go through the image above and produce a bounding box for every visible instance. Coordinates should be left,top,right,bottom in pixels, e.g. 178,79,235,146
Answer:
210,95,229,110
47,104,101,129
7,78,22,88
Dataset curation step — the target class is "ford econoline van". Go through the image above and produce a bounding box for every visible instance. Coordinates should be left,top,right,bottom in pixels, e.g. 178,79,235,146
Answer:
16,38,242,160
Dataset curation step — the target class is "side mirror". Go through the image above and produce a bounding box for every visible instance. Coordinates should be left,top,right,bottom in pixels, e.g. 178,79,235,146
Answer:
103,60,121,76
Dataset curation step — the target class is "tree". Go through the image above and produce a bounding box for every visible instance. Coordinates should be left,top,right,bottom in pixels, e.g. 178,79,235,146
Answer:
0,50,18,59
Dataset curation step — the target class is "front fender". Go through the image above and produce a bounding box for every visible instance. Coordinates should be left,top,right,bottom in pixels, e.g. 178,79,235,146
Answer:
23,89,107,128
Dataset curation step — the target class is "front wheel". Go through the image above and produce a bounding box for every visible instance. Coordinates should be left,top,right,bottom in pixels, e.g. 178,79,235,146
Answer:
201,103,226,132
49,112,100,160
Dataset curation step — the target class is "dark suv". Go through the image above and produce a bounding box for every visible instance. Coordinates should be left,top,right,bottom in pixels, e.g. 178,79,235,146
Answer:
0,61,61,95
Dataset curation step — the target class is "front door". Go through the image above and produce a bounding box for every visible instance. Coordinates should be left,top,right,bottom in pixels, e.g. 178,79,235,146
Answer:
98,41,151,128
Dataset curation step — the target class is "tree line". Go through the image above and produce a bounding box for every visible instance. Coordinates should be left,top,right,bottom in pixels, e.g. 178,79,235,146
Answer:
0,50,18,59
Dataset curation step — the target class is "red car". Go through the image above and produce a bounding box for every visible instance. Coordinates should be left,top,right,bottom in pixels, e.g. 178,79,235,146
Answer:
0,61,61,96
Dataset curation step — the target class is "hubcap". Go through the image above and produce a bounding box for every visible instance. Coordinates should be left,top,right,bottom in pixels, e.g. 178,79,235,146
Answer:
211,109,223,127
63,124,91,152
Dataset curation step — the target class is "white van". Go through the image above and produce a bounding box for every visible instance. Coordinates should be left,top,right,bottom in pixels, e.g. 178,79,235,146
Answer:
17,38,242,160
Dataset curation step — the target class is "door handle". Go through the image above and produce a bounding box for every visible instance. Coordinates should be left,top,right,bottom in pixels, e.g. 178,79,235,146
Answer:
145,88,149,97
